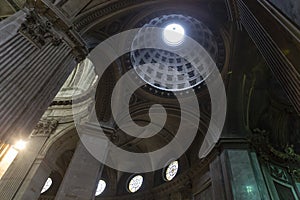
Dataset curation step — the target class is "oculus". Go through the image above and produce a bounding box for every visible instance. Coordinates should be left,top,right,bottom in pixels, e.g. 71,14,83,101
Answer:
163,23,185,46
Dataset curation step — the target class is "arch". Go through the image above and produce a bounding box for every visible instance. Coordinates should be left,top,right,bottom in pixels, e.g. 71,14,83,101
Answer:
39,124,79,172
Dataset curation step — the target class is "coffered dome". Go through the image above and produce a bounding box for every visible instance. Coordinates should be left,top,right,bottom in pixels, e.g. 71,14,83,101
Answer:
131,14,219,92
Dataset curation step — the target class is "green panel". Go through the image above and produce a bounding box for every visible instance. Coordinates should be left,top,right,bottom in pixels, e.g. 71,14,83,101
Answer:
227,150,269,200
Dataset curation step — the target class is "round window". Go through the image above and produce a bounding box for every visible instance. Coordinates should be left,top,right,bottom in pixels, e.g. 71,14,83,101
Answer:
165,160,179,181
163,23,185,46
95,180,106,196
128,175,143,193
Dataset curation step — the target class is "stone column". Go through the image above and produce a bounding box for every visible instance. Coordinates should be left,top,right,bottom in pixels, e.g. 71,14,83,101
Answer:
221,149,270,200
13,121,59,200
0,10,77,143
55,137,107,200
209,156,226,200
15,158,52,200
235,0,300,114
0,120,58,200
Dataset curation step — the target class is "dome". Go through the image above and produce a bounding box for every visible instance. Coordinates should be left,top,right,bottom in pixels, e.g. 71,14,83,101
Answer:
131,14,219,92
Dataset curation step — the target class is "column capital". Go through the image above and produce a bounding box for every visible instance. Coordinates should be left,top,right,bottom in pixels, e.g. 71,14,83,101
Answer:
31,120,59,137
19,10,62,48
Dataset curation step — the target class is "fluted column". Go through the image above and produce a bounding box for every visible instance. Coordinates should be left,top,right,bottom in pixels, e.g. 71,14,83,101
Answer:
235,0,300,114
12,120,58,200
15,158,52,200
0,10,77,143
0,120,58,200
55,138,106,200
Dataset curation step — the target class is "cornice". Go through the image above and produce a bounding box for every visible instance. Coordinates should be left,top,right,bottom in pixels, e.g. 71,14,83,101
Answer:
73,0,150,33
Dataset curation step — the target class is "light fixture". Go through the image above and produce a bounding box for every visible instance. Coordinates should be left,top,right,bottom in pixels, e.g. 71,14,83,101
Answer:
13,140,27,151
163,23,185,46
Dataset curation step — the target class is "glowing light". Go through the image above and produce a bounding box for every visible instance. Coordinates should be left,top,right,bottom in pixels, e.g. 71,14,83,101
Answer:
246,185,253,193
41,178,52,194
163,24,185,46
128,175,143,193
165,160,179,181
13,140,27,151
95,180,106,196
0,147,18,179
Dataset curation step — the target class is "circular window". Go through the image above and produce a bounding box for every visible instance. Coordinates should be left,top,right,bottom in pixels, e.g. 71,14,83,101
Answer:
95,180,106,196
163,23,185,46
128,175,143,193
165,160,179,181
41,178,52,194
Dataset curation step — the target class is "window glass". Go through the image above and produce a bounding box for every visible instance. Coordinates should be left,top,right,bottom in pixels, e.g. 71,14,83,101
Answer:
95,180,106,196
41,178,52,194
165,160,179,181
128,175,143,193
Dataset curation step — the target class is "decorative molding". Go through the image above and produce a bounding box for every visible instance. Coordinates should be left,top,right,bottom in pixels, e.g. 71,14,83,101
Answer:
251,128,300,183
270,145,300,164
268,163,289,183
73,0,143,32
251,128,300,164
50,100,72,106
265,160,300,186
31,120,59,136
24,1,89,62
19,10,62,48
290,168,300,182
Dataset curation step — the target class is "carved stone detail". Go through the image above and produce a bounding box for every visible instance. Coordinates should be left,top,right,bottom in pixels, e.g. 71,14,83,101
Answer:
19,10,62,48
31,119,59,136
19,6,88,62
251,128,300,183
290,169,300,182
251,128,300,164
268,163,289,183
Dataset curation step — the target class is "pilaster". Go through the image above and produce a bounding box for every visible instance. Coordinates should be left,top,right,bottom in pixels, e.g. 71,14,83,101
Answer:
0,120,58,200
54,140,105,200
